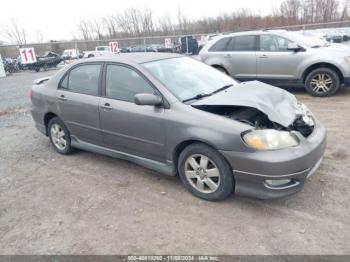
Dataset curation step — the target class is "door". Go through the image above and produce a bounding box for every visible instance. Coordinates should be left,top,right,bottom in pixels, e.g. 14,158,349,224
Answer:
256,34,304,81
56,63,103,145
100,64,166,162
225,35,257,80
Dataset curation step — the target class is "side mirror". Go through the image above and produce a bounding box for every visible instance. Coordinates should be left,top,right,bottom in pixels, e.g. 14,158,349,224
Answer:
287,42,301,51
134,93,162,106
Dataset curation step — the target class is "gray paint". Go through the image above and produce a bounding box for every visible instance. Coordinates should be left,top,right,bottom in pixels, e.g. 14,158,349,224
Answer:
193,80,303,127
30,53,326,199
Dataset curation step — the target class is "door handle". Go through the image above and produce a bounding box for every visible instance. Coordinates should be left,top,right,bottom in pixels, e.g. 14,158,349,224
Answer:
259,54,268,58
101,103,113,111
224,54,231,58
58,94,67,101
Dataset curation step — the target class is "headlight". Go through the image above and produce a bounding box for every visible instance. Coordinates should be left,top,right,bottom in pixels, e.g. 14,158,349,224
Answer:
344,56,350,63
242,129,299,150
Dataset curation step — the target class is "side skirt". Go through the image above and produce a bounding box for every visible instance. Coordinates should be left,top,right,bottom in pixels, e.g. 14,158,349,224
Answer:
70,136,176,176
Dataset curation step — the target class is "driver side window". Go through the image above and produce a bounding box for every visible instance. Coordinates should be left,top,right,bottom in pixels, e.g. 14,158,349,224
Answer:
105,64,156,102
260,35,292,52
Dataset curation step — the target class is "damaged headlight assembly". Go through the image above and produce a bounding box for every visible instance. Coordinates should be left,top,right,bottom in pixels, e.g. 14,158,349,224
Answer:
242,129,299,150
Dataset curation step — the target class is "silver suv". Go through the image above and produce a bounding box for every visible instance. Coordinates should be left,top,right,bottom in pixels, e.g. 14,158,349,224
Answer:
200,30,350,96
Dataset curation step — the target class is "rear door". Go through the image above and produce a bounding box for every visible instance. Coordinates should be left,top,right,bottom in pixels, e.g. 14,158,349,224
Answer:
256,34,304,82
224,35,258,80
99,63,166,162
56,63,103,145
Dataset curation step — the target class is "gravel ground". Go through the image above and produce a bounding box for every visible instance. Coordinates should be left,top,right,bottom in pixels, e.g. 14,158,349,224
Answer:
0,70,350,255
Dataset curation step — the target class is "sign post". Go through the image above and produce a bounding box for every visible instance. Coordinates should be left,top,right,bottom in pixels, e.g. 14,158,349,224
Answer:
19,47,37,64
0,55,6,78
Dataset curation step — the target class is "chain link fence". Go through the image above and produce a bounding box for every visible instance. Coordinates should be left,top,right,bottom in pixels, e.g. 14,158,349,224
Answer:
2,20,350,59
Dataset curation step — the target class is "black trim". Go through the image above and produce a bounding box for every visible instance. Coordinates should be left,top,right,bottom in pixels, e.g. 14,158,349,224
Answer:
343,77,350,87
236,78,304,87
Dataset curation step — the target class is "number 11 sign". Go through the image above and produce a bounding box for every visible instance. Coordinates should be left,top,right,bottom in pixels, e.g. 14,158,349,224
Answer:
19,48,37,64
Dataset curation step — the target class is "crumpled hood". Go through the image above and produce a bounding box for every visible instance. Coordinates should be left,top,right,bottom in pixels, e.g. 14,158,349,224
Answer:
192,80,303,127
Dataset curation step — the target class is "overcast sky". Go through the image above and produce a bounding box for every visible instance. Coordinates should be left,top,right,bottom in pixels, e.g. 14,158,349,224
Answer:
0,0,284,42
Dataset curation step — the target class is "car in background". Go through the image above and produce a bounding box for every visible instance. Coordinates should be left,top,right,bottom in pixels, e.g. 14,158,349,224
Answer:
83,46,114,58
200,29,350,97
179,36,199,54
62,49,80,60
27,52,62,72
30,53,326,201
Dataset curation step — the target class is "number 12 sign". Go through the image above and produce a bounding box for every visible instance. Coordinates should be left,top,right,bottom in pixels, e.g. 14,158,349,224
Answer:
109,42,119,54
19,48,37,64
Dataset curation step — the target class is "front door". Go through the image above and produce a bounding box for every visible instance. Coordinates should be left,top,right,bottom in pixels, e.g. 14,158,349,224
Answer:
256,34,304,82
99,64,166,162
56,63,103,145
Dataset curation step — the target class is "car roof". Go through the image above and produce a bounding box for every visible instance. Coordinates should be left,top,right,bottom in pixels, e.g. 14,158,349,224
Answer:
218,29,289,37
82,53,183,64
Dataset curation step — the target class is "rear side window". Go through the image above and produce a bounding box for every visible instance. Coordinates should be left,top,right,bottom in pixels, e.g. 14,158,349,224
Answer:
60,64,101,96
209,37,230,52
227,35,257,51
105,64,155,102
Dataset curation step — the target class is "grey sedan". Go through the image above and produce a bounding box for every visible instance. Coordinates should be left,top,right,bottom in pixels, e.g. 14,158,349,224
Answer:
30,53,326,201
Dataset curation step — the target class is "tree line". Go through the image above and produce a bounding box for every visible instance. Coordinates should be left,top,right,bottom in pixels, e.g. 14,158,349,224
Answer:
1,0,350,44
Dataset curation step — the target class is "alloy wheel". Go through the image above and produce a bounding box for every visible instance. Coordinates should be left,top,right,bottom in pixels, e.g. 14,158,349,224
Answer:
184,154,220,193
310,73,333,94
50,123,67,150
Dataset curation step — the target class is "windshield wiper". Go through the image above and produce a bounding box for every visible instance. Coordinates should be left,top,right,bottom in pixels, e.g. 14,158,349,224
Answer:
210,84,233,95
182,93,211,102
182,84,233,103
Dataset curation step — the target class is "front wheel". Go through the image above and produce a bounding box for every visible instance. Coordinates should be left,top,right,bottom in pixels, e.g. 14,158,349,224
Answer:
305,68,340,97
178,143,234,201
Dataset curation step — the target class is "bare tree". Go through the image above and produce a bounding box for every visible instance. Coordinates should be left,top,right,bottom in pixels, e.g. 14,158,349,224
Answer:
103,15,119,38
75,0,348,41
158,15,174,35
1,18,27,45
141,8,155,36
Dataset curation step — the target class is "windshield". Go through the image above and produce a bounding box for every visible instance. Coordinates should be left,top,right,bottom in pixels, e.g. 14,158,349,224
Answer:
143,57,237,102
286,32,328,47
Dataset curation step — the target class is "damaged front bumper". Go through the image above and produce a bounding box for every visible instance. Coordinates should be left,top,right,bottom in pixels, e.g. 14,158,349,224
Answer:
220,120,327,199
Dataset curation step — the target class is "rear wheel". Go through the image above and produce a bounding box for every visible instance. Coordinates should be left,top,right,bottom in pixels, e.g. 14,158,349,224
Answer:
48,117,74,155
305,67,340,97
178,143,234,201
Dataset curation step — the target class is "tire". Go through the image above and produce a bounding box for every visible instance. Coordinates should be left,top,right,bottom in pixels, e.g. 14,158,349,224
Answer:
48,117,74,155
35,67,41,72
305,67,340,97
178,143,234,201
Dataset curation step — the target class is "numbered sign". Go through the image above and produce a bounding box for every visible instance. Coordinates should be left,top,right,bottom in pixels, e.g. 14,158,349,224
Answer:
109,42,119,53
19,48,37,64
165,38,172,49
